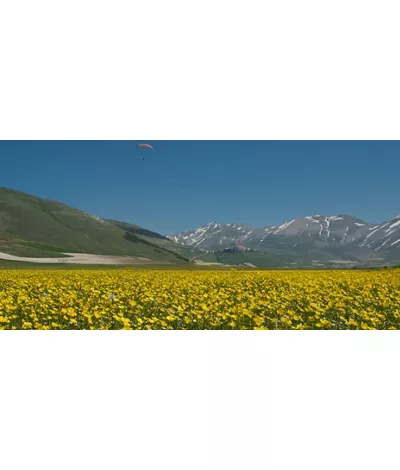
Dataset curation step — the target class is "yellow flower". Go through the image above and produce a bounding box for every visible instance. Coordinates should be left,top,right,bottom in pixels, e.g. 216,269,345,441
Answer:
0,268,398,330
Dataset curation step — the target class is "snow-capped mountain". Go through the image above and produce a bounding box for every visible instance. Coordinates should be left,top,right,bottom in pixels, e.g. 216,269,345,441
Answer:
169,215,374,248
168,214,400,265
257,215,372,243
169,222,259,250
359,215,400,253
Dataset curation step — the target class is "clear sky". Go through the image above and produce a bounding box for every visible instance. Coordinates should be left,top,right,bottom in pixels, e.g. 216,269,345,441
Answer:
0,140,399,235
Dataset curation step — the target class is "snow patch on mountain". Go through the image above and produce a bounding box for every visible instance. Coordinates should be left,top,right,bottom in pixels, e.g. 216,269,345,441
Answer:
169,213,400,262
273,219,295,234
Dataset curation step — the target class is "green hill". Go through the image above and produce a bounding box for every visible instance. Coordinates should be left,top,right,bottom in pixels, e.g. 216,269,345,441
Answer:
0,186,204,263
107,219,218,262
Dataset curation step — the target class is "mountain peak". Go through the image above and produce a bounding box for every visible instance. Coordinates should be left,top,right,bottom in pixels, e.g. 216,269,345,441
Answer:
169,213,400,266
202,222,220,229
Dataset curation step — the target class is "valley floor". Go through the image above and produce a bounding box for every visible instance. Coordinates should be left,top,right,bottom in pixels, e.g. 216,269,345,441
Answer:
0,251,168,265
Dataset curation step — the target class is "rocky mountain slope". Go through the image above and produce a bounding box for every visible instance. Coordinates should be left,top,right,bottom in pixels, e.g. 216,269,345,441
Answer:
169,214,400,267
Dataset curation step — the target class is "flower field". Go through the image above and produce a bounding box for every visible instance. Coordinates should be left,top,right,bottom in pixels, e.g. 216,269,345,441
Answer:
0,269,399,330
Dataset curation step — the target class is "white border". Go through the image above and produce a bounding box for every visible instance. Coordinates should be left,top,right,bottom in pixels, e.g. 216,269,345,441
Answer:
1,332,400,470
0,1,399,140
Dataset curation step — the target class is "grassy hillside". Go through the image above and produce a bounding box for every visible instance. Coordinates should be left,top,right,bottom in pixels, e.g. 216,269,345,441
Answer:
107,219,219,263
107,220,169,240
0,187,191,263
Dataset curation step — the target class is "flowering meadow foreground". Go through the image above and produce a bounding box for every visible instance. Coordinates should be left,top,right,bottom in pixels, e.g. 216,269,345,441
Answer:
0,269,399,330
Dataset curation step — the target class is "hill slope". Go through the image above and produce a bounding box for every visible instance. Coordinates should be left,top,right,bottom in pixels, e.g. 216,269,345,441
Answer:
0,187,195,263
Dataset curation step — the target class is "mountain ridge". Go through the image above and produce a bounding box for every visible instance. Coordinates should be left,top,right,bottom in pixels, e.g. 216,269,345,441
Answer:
169,214,400,267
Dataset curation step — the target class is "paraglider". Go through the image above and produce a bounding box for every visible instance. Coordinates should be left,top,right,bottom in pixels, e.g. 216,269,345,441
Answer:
136,143,154,161
136,143,153,151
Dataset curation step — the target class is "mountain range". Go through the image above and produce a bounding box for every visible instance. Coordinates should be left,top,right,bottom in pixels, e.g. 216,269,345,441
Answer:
1,186,399,268
169,214,400,268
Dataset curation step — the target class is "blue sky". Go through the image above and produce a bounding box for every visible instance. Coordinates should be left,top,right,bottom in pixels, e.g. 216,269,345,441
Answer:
0,140,399,235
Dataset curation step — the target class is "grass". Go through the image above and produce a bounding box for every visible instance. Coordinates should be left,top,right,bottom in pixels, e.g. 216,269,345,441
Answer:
0,243,69,258
0,258,252,270
0,186,205,264
0,257,384,271
107,219,169,240
20,241,68,253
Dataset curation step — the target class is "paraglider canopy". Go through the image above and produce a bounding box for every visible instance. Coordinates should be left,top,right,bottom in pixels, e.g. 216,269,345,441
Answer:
136,143,154,151
136,143,154,161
